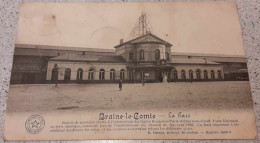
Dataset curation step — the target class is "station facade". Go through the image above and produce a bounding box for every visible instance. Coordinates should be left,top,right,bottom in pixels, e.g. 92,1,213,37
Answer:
45,33,224,83
11,38,248,84
10,13,248,84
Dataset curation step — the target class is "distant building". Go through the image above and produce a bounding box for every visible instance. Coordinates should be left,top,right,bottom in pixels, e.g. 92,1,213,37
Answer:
11,34,248,84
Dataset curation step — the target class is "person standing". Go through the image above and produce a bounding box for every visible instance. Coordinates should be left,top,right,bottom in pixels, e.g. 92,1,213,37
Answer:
119,79,123,91
53,64,59,87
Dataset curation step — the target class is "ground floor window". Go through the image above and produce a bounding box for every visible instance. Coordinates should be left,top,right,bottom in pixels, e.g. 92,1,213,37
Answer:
110,69,115,80
129,71,134,80
189,70,193,79
88,68,94,80
120,69,125,80
173,70,178,79
77,68,83,80
218,70,222,79
64,68,71,81
181,70,186,79
204,70,208,79
99,69,105,80
211,70,215,79
196,69,201,79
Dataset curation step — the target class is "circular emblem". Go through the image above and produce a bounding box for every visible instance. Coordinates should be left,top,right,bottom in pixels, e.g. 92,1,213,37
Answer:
160,59,167,65
25,114,45,134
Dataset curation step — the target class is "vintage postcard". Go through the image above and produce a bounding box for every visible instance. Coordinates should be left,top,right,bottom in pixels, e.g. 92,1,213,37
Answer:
4,1,257,140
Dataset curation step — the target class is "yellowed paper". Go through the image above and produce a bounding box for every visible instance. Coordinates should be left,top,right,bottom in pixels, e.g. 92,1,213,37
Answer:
4,1,257,140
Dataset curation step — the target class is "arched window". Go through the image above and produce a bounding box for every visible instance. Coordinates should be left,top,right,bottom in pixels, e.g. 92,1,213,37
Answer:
155,49,160,60
77,68,83,80
64,68,71,81
166,52,170,61
189,70,193,80
139,50,145,60
196,69,201,79
181,70,186,79
211,70,215,79
120,69,125,80
173,70,178,79
51,68,58,81
129,50,134,61
110,69,115,80
204,70,208,79
99,69,105,80
217,70,222,79
129,71,134,80
88,68,94,80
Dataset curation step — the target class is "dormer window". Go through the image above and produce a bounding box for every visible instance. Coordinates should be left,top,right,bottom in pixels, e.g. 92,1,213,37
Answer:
155,49,160,60
139,50,145,60
129,50,134,61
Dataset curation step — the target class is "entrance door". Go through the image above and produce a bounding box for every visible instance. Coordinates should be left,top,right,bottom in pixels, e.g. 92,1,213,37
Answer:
158,70,163,82
158,69,171,82
51,69,58,82
64,68,71,81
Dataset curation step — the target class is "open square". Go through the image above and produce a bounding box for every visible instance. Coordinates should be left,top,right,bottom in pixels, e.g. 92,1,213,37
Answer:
7,81,253,112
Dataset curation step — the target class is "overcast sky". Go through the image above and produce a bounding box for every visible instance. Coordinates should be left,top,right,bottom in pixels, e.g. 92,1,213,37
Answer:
16,2,245,56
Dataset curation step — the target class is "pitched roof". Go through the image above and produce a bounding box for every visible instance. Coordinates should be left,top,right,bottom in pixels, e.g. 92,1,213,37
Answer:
171,52,245,58
14,44,115,57
171,57,220,65
15,44,114,53
14,44,246,63
114,33,172,48
171,52,246,63
49,53,125,63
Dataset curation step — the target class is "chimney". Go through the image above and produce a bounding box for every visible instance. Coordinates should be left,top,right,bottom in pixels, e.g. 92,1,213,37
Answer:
120,39,124,44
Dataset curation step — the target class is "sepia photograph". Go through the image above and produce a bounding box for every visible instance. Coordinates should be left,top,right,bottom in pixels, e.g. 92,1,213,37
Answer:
4,2,257,140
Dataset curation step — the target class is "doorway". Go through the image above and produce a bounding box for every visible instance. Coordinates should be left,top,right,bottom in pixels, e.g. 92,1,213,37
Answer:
64,68,71,81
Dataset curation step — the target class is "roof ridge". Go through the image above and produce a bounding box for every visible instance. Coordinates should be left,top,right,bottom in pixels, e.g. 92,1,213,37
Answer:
171,52,245,58
114,33,172,48
15,44,115,52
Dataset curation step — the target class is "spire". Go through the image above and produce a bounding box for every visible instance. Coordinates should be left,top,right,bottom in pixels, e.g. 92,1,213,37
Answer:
128,12,153,40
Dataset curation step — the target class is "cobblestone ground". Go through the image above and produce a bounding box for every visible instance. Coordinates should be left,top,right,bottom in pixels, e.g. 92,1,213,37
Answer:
6,81,254,112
